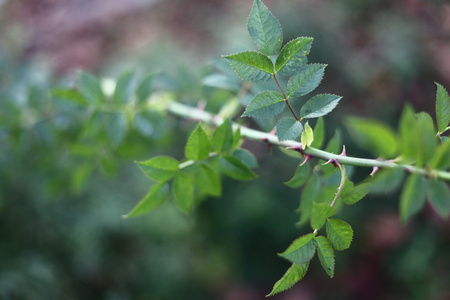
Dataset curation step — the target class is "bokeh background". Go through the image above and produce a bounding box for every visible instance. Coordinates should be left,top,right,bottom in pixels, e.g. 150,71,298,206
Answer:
1,0,450,299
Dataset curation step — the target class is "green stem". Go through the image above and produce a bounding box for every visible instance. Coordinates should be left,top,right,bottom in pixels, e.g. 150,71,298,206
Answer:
272,74,299,121
165,100,450,181
331,163,346,207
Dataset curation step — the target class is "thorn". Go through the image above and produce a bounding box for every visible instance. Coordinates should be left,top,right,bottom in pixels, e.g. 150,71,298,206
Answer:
322,158,340,168
340,145,347,156
300,155,313,166
370,166,379,176
286,146,305,156
262,138,273,154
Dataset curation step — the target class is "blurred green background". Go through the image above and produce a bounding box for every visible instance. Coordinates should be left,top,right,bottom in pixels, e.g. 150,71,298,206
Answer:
1,0,449,299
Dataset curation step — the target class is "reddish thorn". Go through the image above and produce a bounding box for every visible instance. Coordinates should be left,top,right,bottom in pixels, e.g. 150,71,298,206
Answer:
340,145,347,156
323,158,340,168
370,166,379,176
286,146,305,156
269,128,276,135
262,138,273,154
300,155,313,166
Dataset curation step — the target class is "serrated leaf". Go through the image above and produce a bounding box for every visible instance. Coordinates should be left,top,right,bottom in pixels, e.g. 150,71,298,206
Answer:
341,183,371,205
267,264,309,297
218,155,257,181
398,105,417,163
114,70,137,103
137,72,157,103
52,88,88,106
275,37,312,76
310,117,324,148
346,117,398,158
300,94,341,119
223,51,273,83
195,163,222,196
287,64,326,98
285,163,310,188
185,124,211,161
430,138,450,170
278,233,316,264
247,0,283,56
276,117,303,141
399,174,427,223
298,173,321,225
427,180,450,218
311,203,335,230
232,149,258,169
173,171,195,214
137,156,179,181
212,118,234,154
242,91,285,118
436,83,450,134
326,219,353,250
78,71,104,105
124,182,169,218
267,263,309,297
105,112,127,147
314,236,335,277
415,112,437,167
301,121,314,147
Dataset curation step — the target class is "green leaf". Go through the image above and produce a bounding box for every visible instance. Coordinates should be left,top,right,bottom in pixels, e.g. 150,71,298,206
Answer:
278,233,316,264
326,219,353,250
310,117,324,148
134,111,155,137
275,37,312,76
324,130,342,153
298,173,321,225
427,180,450,218
173,172,195,214
276,117,303,141
301,121,314,147
194,163,222,196
124,182,169,218
285,163,310,188
223,51,273,83
430,138,450,170
370,168,405,194
232,125,242,149
346,117,398,158
78,71,104,105
242,91,285,118
185,124,211,161
398,105,417,163
114,70,137,103
311,203,335,230
399,174,427,223
314,236,335,278
267,263,309,296
136,72,157,103
436,83,450,134
232,149,258,169
247,0,283,56
300,94,341,119
52,88,88,106
212,118,234,154
137,156,179,181
287,64,326,98
415,112,438,167
105,112,128,147
341,183,371,205
218,155,257,181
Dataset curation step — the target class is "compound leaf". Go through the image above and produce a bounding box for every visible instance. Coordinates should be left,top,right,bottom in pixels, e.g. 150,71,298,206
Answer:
137,156,179,182
326,219,353,250
124,182,169,218
399,174,427,223
311,203,335,230
275,37,312,76
223,51,273,83
278,233,316,264
173,171,195,214
315,236,335,278
242,91,285,118
287,64,326,98
276,117,303,141
218,155,257,181
436,82,450,134
185,124,211,161
247,0,283,56
300,94,341,119
267,263,309,296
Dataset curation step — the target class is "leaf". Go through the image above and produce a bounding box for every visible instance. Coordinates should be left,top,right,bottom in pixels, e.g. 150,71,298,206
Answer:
324,130,342,153
185,124,211,161
285,163,311,188
314,236,335,277
298,173,321,225
311,203,335,230
276,117,303,141
247,0,283,56
242,91,285,118
370,168,405,194
212,118,234,154
137,156,179,182
326,219,353,250
399,174,427,223
436,82,450,134
218,155,257,181
415,112,438,167
223,51,273,83
267,263,309,297
105,112,128,147
346,117,398,158
114,70,137,103
278,233,316,264
300,94,341,119
310,117,324,148
137,72,158,103
430,138,450,170
52,88,87,106
134,111,154,137
301,121,314,147
124,182,169,218
341,183,372,205
287,64,327,98
427,180,450,218
173,172,195,214
203,74,240,92
232,125,242,149
78,71,104,105
232,149,258,169
398,105,417,163
275,37,313,76
195,163,222,196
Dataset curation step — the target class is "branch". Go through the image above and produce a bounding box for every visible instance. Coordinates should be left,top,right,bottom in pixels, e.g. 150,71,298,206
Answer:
166,100,450,181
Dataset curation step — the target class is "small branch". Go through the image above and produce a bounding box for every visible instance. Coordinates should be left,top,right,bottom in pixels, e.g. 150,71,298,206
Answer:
330,162,346,207
272,74,300,121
